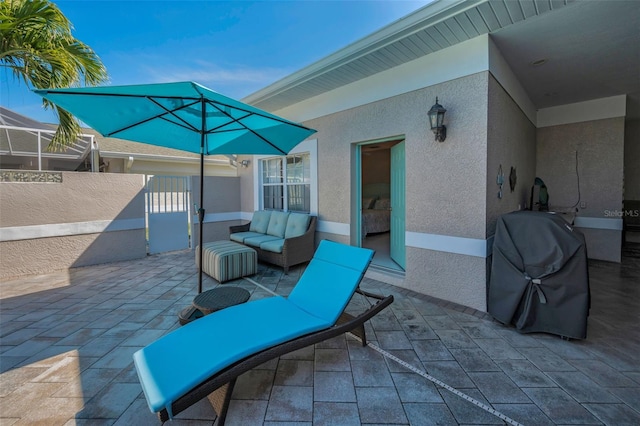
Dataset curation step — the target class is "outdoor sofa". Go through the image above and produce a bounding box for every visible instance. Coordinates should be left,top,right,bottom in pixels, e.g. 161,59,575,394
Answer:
133,240,394,424
229,210,316,273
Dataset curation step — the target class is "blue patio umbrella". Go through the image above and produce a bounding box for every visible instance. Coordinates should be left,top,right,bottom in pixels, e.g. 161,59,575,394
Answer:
34,81,316,297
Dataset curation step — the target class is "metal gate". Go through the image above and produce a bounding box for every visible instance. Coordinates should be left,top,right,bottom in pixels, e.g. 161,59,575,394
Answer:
146,175,191,254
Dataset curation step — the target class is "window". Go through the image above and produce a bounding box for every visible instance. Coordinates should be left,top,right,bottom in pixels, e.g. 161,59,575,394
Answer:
260,152,311,213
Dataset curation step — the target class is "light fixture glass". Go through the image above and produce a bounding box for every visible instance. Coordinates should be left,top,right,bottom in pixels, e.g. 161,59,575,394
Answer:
427,97,447,142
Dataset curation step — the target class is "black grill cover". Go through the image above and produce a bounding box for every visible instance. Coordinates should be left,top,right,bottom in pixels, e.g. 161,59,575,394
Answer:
488,211,590,339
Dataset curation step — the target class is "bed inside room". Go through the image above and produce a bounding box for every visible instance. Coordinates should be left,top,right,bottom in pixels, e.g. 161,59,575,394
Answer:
362,182,391,238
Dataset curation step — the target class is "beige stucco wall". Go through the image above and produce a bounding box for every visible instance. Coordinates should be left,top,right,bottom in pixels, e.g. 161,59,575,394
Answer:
1,231,144,277
298,73,490,311
0,172,146,278
624,119,640,201
237,156,256,214
191,176,243,245
406,247,489,311
305,72,489,239
486,75,537,236
537,117,625,262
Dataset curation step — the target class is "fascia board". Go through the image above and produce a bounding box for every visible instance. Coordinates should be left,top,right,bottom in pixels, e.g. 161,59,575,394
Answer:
243,0,486,105
272,35,490,122
100,151,233,167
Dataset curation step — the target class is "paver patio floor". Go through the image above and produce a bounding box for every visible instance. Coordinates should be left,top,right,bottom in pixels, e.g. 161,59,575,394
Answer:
1,249,639,425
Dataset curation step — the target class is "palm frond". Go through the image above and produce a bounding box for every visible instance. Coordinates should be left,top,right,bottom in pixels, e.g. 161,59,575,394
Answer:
0,0,108,149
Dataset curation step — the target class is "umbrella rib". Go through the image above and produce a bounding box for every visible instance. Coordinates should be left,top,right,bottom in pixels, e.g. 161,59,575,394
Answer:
206,101,287,155
203,96,313,132
35,90,202,136
100,97,201,136
145,97,201,133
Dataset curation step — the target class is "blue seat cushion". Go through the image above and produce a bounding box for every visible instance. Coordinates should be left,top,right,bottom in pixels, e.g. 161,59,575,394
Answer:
243,234,281,247
133,296,331,416
260,238,285,253
133,240,374,418
230,231,264,243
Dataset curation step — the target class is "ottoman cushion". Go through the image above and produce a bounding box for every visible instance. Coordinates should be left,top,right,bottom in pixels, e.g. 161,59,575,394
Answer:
197,241,257,283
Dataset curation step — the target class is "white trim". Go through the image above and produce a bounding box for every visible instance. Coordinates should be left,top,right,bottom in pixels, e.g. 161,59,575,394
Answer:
101,150,233,166
253,139,318,215
316,220,350,236
244,0,476,105
318,222,494,258
0,218,144,242
485,235,495,257
313,216,623,258
199,212,244,223
574,217,623,231
406,231,489,258
537,95,627,128
272,36,489,122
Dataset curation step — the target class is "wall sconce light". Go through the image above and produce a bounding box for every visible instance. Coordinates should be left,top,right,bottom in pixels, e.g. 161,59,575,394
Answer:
427,97,447,142
240,159,250,168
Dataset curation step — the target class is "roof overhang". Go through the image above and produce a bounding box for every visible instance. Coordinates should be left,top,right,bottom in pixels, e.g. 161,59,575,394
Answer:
243,0,640,120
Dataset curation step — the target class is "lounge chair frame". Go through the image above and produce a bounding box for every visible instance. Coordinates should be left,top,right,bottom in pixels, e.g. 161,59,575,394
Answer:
157,289,393,424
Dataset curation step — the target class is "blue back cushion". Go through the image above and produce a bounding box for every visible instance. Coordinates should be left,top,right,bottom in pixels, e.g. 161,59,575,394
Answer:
266,211,290,237
284,213,311,239
287,240,374,323
249,210,272,234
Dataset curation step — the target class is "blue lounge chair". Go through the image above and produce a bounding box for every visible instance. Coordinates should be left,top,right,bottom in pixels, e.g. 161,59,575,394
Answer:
133,240,394,424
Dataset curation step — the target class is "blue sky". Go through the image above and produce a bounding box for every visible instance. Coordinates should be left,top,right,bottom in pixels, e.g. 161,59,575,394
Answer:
1,0,431,124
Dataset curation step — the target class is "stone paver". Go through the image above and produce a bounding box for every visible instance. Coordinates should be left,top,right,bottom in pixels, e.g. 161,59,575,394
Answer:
1,250,638,425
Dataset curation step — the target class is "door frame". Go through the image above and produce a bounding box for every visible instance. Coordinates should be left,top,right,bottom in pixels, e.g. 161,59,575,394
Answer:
390,141,406,269
351,136,406,257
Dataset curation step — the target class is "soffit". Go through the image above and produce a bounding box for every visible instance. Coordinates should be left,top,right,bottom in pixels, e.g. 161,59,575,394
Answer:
243,0,577,112
245,0,640,120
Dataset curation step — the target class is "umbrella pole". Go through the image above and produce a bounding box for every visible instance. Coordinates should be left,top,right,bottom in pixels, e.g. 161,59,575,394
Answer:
198,98,206,294
179,118,205,324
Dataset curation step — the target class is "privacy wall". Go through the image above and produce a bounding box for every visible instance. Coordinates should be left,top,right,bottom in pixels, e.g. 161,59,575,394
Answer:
191,176,243,245
0,172,146,278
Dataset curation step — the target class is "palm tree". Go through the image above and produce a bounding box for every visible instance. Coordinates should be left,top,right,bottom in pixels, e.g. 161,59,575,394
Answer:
0,0,108,150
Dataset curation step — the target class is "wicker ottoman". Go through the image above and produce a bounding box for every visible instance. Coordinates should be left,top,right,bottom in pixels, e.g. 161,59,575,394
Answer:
196,241,257,283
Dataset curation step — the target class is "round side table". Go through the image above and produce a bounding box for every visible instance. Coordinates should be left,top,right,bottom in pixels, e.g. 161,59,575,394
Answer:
192,286,251,315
